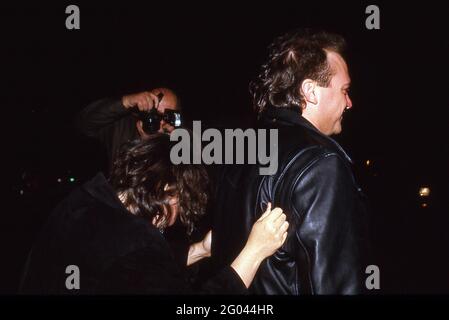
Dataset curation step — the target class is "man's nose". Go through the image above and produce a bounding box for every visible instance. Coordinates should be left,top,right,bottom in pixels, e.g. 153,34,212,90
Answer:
346,95,353,109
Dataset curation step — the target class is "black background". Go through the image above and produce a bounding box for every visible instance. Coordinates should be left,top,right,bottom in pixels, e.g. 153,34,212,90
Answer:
1,1,448,293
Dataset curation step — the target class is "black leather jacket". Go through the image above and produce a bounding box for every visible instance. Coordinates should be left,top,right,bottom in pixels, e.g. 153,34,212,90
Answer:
211,106,370,294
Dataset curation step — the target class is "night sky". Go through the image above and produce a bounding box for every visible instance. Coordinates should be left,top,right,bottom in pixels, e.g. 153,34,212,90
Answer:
1,1,448,293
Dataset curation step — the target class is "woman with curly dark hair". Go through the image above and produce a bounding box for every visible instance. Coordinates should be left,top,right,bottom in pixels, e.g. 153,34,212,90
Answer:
19,134,288,294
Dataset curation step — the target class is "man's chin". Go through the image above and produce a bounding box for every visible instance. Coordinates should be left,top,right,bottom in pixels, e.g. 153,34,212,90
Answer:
332,124,343,135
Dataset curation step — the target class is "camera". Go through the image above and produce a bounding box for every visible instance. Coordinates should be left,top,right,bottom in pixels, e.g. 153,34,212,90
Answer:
139,107,182,134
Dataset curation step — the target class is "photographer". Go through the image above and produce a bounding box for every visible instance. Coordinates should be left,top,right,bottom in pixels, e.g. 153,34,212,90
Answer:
75,87,181,169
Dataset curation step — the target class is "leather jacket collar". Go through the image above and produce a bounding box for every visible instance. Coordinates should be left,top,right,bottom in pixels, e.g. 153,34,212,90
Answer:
259,105,353,164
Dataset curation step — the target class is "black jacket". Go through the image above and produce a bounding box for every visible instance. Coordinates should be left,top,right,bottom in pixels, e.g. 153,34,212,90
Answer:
211,106,370,295
19,173,247,294
75,98,139,168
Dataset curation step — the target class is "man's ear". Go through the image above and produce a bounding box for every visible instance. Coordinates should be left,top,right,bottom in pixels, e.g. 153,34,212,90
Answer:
300,79,318,105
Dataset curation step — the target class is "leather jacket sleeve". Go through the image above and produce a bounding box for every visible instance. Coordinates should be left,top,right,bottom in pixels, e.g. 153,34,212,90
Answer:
290,153,367,294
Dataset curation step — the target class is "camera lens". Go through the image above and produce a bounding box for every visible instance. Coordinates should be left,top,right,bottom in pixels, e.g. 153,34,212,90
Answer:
163,110,182,127
141,109,162,134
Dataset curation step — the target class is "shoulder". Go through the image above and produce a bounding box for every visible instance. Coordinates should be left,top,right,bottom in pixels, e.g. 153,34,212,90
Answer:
276,140,349,181
49,183,167,256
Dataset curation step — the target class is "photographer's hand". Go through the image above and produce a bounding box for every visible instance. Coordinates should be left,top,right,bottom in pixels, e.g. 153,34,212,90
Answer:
122,91,160,111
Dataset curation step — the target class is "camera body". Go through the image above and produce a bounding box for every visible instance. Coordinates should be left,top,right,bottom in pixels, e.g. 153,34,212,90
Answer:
139,108,182,134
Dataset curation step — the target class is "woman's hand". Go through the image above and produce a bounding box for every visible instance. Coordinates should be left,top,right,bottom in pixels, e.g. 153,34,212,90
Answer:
245,203,289,261
231,203,289,288
187,230,212,266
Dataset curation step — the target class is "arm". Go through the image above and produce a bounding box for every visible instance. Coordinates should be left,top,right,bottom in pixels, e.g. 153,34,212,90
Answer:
75,97,132,142
188,205,289,288
75,91,161,142
187,230,211,266
292,154,368,294
97,206,288,294
97,240,248,295
230,205,288,288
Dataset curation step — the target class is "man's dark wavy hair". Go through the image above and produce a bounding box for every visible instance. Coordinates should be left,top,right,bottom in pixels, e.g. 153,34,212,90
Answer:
109,134,209,235
250,29,347,114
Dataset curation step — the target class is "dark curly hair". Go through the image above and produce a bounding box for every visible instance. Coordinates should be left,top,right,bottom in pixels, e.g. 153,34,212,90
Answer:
250,29,346,114
109,134,209,235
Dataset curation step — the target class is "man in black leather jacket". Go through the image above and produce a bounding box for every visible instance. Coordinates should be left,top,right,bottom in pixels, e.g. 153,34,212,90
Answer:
210,29,370,294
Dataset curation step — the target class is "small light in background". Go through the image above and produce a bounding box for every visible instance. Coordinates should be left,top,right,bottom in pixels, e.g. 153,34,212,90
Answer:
20,190,24,195
419,187,430,197
421,203,428,208
57,178,62,183
69,177,75,183
366,160,371,166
